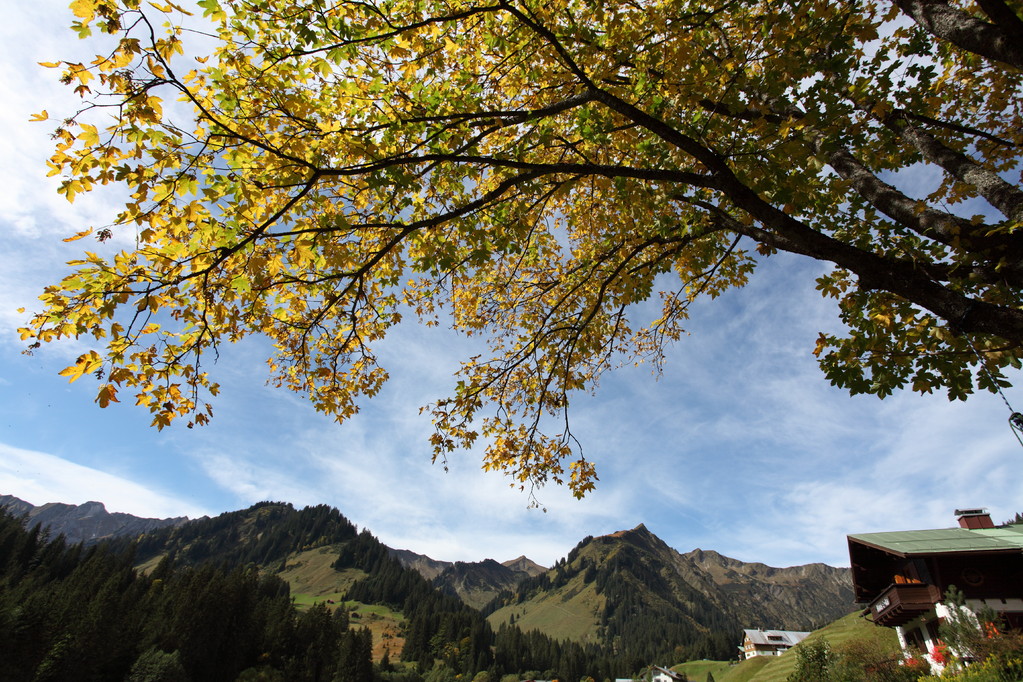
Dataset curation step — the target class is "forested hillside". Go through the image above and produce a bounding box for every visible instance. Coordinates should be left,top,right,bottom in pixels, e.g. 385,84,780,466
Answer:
126,500,359,569
485,525,853,662
0,508,369,681
3,501,646,682
2,500,858,681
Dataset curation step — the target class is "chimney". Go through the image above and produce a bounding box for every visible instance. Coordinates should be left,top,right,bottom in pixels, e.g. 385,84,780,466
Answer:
955,508,995,529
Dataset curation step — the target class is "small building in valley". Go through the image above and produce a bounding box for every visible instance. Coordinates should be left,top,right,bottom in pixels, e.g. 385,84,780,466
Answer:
847,508,1023,672
649,666,686,682
739,628,810,659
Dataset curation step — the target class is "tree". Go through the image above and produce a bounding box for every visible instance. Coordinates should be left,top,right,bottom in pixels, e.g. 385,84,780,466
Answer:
935,584,1023,676
335,627,374,682
127,648,191,682
23,0,1023,495
787,637,834,682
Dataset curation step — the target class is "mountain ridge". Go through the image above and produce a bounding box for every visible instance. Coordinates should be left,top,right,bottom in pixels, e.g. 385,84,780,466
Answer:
2,492,853,661
0,494,189,545
1,493,845,579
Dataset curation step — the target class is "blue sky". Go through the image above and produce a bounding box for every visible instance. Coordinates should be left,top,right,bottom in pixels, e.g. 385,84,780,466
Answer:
2,0,1022,570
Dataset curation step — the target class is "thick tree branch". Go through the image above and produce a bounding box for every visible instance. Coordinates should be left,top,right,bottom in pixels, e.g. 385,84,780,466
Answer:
892,118,1023,223
974,0,1023,43
706,163,1023,343
823,146,988,244
319,154,716,187
895,0,1023,68
579,82,1023,342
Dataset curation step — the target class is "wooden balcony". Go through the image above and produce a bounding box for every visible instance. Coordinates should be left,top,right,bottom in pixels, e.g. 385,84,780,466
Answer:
867,583,942,627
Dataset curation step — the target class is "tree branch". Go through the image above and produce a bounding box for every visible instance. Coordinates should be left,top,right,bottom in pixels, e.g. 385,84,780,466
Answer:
895,0,1023,68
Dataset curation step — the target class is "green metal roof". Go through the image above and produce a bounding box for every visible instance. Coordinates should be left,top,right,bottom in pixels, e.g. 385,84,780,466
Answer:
848,524,1023,556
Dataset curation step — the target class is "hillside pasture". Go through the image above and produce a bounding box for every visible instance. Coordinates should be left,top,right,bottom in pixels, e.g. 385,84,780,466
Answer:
687,611,900,682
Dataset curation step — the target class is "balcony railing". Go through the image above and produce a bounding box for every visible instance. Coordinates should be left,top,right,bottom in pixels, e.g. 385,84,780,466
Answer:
867,583,942,627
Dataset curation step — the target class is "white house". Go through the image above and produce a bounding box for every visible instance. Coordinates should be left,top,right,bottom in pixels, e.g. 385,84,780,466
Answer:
739,629,810,659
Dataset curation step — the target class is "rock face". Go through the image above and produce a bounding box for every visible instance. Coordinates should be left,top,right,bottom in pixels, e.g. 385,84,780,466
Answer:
388,547,453,580
502,555,546,577
0,494,189,545
678,547,855,631
390,549,548,609
433,559,543,610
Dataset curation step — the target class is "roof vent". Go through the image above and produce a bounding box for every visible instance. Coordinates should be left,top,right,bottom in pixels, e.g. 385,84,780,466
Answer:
955,508,995,529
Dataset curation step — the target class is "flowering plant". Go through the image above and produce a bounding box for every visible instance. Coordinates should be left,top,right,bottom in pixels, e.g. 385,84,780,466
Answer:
930,641,949,666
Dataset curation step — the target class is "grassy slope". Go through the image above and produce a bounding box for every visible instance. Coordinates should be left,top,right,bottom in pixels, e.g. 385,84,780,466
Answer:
348,602,406,662
279,546,405,661
279,546,363,602
717,656,773,682
674,659,733,680
487,572,606,644
672,611,900,682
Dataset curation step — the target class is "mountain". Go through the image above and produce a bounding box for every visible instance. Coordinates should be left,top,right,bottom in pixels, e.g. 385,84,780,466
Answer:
0,494,189,545
679,547,854,630
100,500,623,681
502,555,546,577
0,501,390,682
2,494,854,667
484,524,854,662
433,559,536,610
390,549,548,609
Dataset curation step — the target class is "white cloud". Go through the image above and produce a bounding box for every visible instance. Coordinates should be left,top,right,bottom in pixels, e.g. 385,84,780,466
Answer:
4,0,1023,578
0,442,210,519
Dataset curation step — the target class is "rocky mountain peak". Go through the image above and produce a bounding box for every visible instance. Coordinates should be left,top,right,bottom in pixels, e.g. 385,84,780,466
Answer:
1,494,188,545
502,555,546,576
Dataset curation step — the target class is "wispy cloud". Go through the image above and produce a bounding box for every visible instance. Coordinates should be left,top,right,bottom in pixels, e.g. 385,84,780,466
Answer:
2,0,1022,576
0,442,211,519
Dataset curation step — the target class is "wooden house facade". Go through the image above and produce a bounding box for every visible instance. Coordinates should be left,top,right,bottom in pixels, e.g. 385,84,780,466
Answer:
847,509,1023,671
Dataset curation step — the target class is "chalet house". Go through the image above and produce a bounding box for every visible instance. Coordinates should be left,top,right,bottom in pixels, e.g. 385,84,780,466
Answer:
739,629,810,659
649,665,686,682
847,508,1023,671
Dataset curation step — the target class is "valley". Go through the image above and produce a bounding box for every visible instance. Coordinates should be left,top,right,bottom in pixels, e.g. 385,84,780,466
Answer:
1,494,860,681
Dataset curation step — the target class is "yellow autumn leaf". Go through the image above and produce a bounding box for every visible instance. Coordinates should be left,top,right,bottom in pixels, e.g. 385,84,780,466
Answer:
63,227,94,242
69,0,97,21
78,123,100,146
58,351,103,383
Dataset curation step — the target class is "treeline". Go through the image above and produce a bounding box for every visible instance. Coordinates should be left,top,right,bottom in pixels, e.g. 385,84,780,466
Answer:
0,509,372,681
